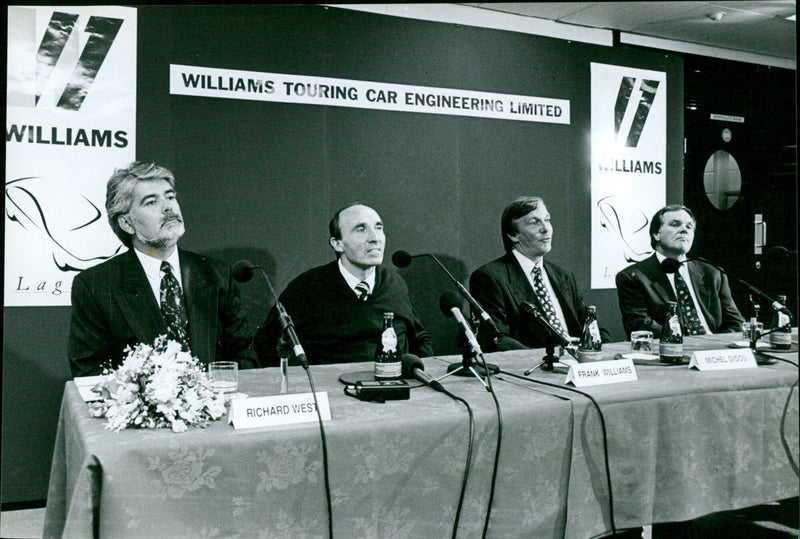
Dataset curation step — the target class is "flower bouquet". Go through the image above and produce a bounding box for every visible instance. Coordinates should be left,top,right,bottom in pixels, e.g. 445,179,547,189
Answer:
88,335,227,432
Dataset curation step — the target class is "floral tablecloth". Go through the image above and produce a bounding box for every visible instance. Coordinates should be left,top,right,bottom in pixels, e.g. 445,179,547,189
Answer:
44,334,798,538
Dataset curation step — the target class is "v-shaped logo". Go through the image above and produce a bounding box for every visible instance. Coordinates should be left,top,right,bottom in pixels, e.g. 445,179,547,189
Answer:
12,9,123,111
613,76,661,148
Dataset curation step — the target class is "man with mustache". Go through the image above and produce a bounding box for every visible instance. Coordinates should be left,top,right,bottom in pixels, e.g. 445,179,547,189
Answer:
255,203,433,366
470,196,606,351
68,161,256,376
616,204,744,337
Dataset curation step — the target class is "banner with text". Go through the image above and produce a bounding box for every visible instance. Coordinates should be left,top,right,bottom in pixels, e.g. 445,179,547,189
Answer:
590,63,666,289
170,64,570,124
5,5,136,306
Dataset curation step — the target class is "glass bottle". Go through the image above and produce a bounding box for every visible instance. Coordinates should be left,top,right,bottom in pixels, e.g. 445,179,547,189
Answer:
659,301,684,363
769,295,792,350
576,306,602,362
374,312,401,379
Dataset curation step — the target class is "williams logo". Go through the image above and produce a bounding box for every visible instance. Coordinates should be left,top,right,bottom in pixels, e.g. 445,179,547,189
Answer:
613,76,660,148
11,10,123,110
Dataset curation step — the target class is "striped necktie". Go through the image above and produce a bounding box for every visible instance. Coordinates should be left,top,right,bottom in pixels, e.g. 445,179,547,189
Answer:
160,261,189,347
355,280,370,301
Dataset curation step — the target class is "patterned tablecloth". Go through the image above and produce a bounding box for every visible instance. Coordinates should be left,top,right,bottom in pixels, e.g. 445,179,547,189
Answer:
44,334,798,538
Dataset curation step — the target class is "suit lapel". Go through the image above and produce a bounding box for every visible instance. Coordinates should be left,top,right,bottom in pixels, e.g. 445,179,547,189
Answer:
544,261,579,327
646,255,676,303
687,261,714,322
504,253,536,306
180,251,216,363
115,250,166,343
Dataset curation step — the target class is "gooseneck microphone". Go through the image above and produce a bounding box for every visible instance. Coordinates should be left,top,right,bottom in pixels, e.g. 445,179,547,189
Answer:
519,301,575,372
392,250,502,336
519,301,571,348
437,291,500,383
440,290,483,356
402,355,474,539
231,259,331,538
232,260,309,368
402,354,445,392
660,257,792,318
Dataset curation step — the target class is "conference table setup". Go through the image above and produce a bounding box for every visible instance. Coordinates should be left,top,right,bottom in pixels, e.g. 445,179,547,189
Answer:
44,332,798,539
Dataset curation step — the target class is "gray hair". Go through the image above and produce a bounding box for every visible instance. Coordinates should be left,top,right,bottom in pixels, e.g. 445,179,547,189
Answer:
106,162,176,247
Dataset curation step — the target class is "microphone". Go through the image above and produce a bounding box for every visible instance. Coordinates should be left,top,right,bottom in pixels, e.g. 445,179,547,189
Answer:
232,260,309,368
402,353,444,392
519,302,571,348
392,250,502,338
659,257,792,318
233,260,332,536
231,259,257,283
659,257,682,274
440,291,482,355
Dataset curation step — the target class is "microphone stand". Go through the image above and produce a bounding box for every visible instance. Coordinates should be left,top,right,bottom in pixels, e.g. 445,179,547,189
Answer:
437,344,493,390
231,260,330,536
519,301,577,375
524,334,560,375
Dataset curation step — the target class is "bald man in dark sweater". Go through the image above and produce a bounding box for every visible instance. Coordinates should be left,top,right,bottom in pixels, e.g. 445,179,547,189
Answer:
255,204,432,366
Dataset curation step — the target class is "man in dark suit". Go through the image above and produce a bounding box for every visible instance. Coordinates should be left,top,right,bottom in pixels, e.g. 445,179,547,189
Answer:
469,196,605,352
615,204,744,338
255,203,433,366
68,162,256,377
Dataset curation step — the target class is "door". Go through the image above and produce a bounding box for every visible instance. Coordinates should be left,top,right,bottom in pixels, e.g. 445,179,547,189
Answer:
682,56,797,325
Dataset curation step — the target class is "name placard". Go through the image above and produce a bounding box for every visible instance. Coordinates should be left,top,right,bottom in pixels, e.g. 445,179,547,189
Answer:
565,359,638,387
74,375,106,402
229,392,331,429
689,349,757,371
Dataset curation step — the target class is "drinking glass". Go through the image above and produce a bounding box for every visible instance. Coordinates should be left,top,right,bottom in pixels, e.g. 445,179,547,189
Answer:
208,361,238,393
631,330,653,352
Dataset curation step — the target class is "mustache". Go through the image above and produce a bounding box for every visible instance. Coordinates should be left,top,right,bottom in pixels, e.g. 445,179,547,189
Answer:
161,214,183,226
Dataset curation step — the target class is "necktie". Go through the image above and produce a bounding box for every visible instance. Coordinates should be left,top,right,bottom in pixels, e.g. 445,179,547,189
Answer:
531,265,568,338
160,261,189,347
673,270,706,335
355,280,370,301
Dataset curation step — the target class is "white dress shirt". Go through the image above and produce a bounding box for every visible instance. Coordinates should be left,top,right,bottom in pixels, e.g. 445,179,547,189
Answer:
133,247,183,304
338,259,376,298
512,249,570,335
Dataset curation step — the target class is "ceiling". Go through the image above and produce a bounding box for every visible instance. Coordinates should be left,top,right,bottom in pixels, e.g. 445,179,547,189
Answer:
463,2,796,62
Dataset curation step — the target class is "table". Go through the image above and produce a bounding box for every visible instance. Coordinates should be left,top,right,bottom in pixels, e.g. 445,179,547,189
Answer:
44,334,798,538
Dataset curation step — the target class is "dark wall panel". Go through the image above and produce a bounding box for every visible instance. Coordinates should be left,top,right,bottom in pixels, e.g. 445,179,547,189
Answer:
3,5,685,503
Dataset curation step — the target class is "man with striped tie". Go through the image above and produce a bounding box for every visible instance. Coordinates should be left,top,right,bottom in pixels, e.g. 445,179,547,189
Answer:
616,204,744,338
469,196,607,352
255,203,433,366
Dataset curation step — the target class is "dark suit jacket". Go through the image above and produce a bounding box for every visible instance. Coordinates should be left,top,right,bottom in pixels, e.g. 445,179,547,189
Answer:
615,254,744,337
469,252,603,351
69,249,257,376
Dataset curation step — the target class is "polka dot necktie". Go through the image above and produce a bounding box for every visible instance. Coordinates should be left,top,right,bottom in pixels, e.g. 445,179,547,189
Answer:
531,265,568,338
673,270,706,335
355,280,370,301
160,261,189,347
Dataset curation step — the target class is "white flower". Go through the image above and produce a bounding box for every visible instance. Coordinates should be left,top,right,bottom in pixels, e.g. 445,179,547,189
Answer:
91,335,226,432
